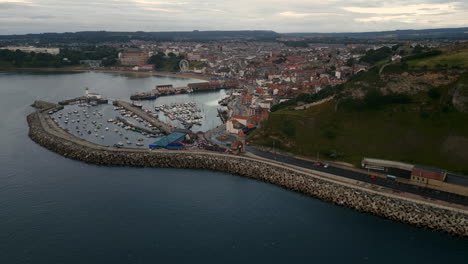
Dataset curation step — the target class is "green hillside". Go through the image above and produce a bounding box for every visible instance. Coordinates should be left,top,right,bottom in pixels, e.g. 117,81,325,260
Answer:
408,49,468,70
250,51,468,174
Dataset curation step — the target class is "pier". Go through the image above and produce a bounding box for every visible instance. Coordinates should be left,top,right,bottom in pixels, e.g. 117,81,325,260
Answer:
115,116,159,134
58,96,108,106
113,100,173,134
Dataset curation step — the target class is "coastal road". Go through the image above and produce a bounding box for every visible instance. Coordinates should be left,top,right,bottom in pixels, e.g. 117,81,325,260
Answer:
246,146,468,206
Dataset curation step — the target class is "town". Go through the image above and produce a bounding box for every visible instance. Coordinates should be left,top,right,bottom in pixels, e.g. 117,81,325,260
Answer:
2,36,460,138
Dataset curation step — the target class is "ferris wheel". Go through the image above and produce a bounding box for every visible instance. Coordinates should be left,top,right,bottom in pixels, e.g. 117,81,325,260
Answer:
179,59,189,72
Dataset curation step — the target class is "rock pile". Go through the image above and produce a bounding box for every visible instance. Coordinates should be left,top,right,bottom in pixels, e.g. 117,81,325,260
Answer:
27,106,468,237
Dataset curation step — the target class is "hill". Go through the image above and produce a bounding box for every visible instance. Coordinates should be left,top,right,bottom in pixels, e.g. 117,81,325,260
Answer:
249,48,468,174
283,27,468,40
0,30,280,45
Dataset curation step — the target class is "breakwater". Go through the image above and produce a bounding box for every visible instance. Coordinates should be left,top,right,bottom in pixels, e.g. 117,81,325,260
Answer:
27,102,468,237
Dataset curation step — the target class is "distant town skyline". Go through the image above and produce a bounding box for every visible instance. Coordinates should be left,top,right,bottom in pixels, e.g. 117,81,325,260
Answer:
0,0,467,35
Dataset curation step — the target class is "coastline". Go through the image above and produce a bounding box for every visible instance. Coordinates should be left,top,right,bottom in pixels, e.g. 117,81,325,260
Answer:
0,67,210,81
27,101,468,237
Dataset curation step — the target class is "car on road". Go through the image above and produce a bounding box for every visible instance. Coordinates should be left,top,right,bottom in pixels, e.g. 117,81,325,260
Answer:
314,162,323,167
323,164,329,168
370,174,377,179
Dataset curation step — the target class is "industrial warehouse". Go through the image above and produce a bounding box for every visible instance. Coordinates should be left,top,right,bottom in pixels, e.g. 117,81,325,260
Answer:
362,158,468,196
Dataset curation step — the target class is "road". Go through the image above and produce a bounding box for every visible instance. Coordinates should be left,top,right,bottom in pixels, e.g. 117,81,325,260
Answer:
229,96,247,117
246,146,468,206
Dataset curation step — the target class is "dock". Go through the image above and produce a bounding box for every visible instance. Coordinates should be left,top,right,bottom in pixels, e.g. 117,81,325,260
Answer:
113,100,173,134
115,116,160,134
129,92,158,101
58,96,108,106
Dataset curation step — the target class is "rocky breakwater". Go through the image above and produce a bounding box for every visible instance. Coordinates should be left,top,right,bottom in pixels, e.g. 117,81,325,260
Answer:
27,103,468,237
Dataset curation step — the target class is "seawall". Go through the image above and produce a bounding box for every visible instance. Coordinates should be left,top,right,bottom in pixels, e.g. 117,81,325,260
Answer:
27,105,468,237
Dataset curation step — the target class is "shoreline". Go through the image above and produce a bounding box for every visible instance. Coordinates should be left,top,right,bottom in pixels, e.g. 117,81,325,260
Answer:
0,67,210,81
26,101,468,237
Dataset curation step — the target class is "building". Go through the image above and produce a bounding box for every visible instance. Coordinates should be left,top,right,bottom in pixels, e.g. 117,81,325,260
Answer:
411,165,447,184
84,87,102,99
133,65,154,72
119,49,149,66
226,115,248,134
3,46,60,55
149,133,186,149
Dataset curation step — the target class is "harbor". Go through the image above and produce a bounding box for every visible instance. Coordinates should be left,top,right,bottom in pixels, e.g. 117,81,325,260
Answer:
50,102,162,148
37,72,229,149
0,71,467,263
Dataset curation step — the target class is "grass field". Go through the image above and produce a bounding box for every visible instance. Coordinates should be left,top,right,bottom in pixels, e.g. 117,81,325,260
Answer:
408,49,468,69
250,95,468,175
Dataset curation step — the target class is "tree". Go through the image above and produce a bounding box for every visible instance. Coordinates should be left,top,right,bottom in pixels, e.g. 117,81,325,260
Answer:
359,47,392,65
346,58,355,67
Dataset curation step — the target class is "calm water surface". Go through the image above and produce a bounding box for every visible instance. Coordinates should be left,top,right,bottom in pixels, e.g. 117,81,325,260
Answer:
0,71,466,263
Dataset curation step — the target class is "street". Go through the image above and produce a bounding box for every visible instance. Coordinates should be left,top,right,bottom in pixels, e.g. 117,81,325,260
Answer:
246,146,468,206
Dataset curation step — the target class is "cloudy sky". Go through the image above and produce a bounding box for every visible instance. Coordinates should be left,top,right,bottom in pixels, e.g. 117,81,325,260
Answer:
0,0,467,34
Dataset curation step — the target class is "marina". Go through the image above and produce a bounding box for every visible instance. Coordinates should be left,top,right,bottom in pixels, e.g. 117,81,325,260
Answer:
155,101,203,129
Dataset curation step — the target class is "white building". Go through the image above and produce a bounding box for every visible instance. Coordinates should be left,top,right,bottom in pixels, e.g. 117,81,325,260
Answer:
85,88,102,99
335,71,341,79
226,115,248,134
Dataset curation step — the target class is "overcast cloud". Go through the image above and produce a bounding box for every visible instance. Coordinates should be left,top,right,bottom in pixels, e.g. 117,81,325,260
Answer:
0,0,467,34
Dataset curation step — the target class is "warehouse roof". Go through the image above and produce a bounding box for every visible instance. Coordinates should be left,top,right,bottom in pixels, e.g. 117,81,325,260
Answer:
413,165,446,174
152,132,186,148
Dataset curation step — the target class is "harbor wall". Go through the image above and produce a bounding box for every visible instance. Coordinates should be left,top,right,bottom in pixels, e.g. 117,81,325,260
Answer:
27,106,468,237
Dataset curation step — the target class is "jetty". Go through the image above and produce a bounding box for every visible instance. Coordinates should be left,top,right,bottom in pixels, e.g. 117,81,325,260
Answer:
58,96,108,106
129,80,240,101
115,116,159,135
130,92,158,101
113,100,173,134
